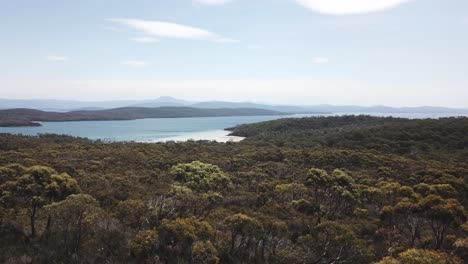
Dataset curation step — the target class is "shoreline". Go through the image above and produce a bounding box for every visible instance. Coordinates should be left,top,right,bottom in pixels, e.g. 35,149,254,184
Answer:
136,130,245,143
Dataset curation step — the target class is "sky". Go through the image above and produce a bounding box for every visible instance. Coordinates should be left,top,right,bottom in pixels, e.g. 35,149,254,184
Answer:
1,0,467,107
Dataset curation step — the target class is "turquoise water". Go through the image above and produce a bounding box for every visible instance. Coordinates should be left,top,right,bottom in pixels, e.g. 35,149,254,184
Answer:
0,115,300,142
0,113,466,142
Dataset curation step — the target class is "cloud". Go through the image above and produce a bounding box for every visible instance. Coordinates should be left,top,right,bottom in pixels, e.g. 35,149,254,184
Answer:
193,0,232,5
313,57,329,64
462,18,468,25
132,37,160,43
122,60,147,67
46,55,69,61
109,18,236,43
295,0,411,15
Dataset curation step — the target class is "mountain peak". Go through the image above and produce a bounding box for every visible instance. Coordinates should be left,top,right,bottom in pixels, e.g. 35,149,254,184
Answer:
153,96,190,104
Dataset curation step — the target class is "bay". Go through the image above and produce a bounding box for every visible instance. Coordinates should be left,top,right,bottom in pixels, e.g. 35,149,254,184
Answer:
0,113,466,142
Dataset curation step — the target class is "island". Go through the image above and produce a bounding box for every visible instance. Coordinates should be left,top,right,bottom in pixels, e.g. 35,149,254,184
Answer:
0,107,288,127
0,120,41,127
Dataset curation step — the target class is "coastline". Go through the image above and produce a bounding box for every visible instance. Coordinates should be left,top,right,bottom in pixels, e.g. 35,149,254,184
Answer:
136,130,245,143
0,120,41,127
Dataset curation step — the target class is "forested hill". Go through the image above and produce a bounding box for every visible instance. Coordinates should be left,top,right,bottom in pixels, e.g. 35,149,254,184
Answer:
229,115,468,158
0,116,467,263
0,107,285,126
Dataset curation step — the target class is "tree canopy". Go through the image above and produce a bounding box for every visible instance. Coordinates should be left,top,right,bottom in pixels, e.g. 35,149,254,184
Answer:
0,116,467,263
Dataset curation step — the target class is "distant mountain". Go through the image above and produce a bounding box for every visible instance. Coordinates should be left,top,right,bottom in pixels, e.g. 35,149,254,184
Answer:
130,102,186,108
303,105,468,114
0,107,286,127
130,96,191,108
0,99,95,111
0,96,191,111
0,98,321,113
69,107,105,111
154,96,191,105
1,97,467,114
191,101,309,113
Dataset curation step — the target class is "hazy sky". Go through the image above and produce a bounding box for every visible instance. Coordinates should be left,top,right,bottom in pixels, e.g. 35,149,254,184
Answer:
1,0,467,107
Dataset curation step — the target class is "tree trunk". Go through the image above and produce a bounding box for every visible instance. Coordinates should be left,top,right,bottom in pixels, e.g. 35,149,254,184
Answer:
29,206,37,238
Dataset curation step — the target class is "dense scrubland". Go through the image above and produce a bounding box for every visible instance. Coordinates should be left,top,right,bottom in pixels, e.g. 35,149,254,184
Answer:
0,115,467,263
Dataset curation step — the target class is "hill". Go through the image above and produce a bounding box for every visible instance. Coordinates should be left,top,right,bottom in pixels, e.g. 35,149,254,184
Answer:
3,97,466,114
190,101,312,113
302,104,468,114
228,115,468,159
0,107,286,126
0,97,191,111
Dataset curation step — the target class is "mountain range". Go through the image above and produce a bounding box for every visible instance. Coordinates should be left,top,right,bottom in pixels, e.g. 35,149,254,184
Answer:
1,97,467,114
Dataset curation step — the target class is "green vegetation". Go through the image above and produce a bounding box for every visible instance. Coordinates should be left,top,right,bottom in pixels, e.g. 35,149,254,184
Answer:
0,107,285,126
0,115,467,263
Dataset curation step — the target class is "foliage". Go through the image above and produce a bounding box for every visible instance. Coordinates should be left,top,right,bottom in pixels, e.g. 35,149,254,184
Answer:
375,248,462,264
0,116,467,263
170,161,232,192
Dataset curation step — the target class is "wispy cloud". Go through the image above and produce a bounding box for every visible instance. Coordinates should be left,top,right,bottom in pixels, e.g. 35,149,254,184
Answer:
462,18,468,25
109,18,237,43
46,55,69,61
295,0,411,15
193,0,232,5
132,37,159,43
122,60,147,68
313,57,329,64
